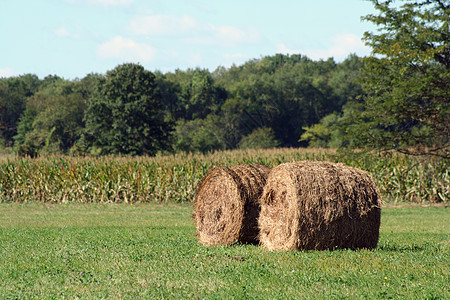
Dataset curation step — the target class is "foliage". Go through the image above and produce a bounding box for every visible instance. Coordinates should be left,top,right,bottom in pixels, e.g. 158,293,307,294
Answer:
156,68,226,121
214,54,357,147
300,113,343,148
0,203,448,298
238,127,280,149
173,115,228,153
3,37,446,156
13,78,87,155
1,54,366,155
83,63,172,156
0,149,447,204
337,150,448,203
0,74,40,146
345,0,450,158
13,107,37,149
16,144,38,158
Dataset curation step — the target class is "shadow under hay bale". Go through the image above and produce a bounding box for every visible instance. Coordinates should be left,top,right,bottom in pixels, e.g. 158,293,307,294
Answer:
194,164,271,246
258,161,381,251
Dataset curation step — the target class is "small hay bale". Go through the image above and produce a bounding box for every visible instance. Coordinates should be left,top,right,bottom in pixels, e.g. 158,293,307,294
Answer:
194,164,271,246
258,161,381,251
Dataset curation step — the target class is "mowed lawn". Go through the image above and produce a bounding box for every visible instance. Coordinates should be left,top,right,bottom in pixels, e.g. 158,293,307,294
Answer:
0,203,448,299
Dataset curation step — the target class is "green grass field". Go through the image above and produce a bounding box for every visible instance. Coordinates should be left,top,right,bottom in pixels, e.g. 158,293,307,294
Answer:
0,203,448,299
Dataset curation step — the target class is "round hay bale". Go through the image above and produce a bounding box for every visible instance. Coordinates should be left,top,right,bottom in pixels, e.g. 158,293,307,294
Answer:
194,164,271,246
258,161,381,251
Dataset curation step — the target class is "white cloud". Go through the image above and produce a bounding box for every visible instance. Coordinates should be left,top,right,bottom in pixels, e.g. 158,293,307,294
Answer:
223,53,245,60
276,43,298,55
128,14,261,47
128,15,197,36
54,27,70,37
0,67,17,78
219,53,248,68
277,33,370,61
53,26,80,39
326,33,369,58
205,25,261,47
97,36,157,62
188,53,203,66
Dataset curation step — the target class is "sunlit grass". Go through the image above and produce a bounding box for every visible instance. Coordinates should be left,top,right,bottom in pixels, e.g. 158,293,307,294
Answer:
0,203,448,298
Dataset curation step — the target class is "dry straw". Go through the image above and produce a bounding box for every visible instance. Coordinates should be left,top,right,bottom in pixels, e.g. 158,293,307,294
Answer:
194,164,271,246
258,161,381,251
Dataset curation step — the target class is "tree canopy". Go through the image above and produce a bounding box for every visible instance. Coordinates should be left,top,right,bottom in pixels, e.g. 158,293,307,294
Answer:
345,0,449,158
82,63,172,156
0,55,374,156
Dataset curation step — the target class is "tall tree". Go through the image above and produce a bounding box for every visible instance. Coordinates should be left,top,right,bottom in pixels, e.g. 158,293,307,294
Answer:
83,63,171,155
345,0,449,157
157,68,226,121
14,78,87,154
0,74,40,146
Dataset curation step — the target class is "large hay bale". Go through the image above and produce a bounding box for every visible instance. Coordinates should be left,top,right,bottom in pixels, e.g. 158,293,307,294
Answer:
258,161,381,251
194,164,271,246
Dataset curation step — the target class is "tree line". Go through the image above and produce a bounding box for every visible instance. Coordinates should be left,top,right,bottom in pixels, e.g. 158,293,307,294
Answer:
0,0,448,158
0,54,362,156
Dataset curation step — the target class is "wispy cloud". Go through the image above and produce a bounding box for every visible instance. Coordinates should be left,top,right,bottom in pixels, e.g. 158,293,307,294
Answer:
188,24,261,47
128,14,261,47
325,33,370,58
0,67,17,78
223,53,245,60
277,33,370,61
97,36,156,62
128,15,197,36
53,26,80,39
220,53,248,68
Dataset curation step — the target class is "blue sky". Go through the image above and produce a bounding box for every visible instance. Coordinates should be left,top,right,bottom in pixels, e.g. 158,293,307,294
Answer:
1,0,378,79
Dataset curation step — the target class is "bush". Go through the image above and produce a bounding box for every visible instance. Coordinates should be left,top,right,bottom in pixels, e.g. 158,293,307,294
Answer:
238,127,280,149
17,144,38,158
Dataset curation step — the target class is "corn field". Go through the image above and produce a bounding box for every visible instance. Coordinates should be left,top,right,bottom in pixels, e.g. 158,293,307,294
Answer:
0,148,448,203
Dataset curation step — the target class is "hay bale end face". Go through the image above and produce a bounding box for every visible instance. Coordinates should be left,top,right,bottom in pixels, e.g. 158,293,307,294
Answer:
258,161,381,251
194,164,271,246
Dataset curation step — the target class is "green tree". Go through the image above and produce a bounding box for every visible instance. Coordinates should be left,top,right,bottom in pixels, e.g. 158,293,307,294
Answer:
328,54,364,107
156,68,226,121
214,54,353,148
300,113,340,148
83,63,171,156
238,127,280,149
173,115,227,153
299,55,365,148
346,0,449,157
0,74,40,146
14,79,87,154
